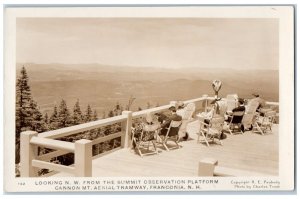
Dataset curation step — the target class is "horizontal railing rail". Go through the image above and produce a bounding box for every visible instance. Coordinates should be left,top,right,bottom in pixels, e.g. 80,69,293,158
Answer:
31,137,75,152
91,132,122,145
39,114,128,139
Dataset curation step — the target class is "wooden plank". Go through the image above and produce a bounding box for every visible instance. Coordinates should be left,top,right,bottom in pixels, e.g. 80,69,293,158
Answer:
91,132,122,145
53,122,279,177
92,147,121,160
32,159,75,174
132,105,170,118
30,137,75,152
38,114,127,139
37,150,70,161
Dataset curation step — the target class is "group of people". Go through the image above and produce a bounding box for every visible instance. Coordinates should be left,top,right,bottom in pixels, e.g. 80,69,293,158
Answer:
200,93,267,133
132,102,190,149
132,93,267,148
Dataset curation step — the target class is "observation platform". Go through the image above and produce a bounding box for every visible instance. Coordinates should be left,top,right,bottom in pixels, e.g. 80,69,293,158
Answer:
53,121,278,177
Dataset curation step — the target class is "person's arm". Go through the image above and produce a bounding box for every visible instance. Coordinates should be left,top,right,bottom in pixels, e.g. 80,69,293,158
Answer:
160,117,172,129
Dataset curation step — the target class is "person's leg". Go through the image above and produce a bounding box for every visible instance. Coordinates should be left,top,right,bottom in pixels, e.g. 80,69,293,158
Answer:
182,132,189,141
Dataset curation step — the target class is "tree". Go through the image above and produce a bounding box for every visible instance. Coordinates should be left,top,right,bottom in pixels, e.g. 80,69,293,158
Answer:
16,66,32,136
108,110,114,118
125,95,136,110
28,99,45,133
72,100,83,125
15,66,45,164
43,112,49,131
84,104,93,122
93,110,98,121
113,102,123,116
49,105,59,130
58,99,72,128
102,111,106,119
44,113,49,124
146,102,152,109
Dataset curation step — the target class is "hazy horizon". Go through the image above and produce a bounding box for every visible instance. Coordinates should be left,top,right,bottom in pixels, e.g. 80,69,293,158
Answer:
16,62,279,71
17,18,278,70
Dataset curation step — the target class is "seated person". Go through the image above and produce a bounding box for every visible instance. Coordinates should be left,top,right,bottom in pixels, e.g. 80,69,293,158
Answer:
248,93,267,112
159,106,182,137
200,98,223,124
154,112,168,124
176,101,185,118
176,101,190,141
132,113,160,148
232,98,246,112
228,98,245,132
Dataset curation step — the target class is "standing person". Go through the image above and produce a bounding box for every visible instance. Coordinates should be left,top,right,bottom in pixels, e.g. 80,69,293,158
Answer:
159,106,182,137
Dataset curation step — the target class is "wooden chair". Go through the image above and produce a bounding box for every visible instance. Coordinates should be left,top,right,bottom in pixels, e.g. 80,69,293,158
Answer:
160,120,182,151
177,103,196,139
252,110,277,135
131,123,159,157
245,101,260,114
197,117,225,146
226,94,238,114
242,101,260,131
227,111,245,135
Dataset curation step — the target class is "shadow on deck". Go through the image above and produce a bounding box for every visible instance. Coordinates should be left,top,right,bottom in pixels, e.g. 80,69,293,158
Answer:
53,121,278,177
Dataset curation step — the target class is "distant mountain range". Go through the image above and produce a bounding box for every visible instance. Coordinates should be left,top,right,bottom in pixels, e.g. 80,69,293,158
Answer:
16,63,279,115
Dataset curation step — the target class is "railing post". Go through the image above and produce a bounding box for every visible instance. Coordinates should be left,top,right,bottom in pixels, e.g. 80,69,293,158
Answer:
198,158,218,176
20,131,38,177
202,94,208,112
75,139,92,177
121,111,133,148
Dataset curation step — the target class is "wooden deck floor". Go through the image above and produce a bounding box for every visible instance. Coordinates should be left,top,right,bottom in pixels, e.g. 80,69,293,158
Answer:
53,121,278,177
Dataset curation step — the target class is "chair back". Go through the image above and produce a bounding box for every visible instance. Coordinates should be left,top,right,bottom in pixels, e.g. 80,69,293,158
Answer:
166,120,182,137
209,117,225,131
262,111,276,125
140,123,159,142
182,103,196,120
226,94,238,112
246,101,259,114
216,100,227,116
231,111,245,124
169,120,182,128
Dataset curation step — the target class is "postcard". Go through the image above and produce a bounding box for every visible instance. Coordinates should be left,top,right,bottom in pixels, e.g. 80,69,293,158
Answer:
3,5,294,192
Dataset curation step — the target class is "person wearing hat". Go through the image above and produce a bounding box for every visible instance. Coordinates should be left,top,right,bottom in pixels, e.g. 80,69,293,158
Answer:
176,101,185,118
232,98,246,113
248,93,266,112
159,106,182,137
230,98,246,132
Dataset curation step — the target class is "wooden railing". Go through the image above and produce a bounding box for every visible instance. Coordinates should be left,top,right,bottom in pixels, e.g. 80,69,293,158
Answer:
20,94,210,177
20,95,278,177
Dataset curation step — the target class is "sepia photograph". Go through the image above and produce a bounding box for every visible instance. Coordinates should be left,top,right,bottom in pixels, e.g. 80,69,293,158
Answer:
4,6,295,192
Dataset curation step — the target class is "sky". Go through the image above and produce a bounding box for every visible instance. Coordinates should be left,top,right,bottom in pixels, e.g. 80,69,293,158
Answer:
16,18,279,69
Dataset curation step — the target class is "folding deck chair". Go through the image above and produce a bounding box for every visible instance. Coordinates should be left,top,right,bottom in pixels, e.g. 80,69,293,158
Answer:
197,117,225,146
131,123,159,157
160,120,182,151
242,101,260,131
226,94,238,114
227,111,245,135
178,103,196,139
252,110,277,135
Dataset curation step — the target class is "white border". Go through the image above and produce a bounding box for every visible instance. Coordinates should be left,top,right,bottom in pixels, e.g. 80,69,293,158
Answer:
2,4,295,194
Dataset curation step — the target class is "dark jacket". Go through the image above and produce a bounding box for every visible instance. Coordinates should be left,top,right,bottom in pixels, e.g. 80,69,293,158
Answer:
160,113,182,137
